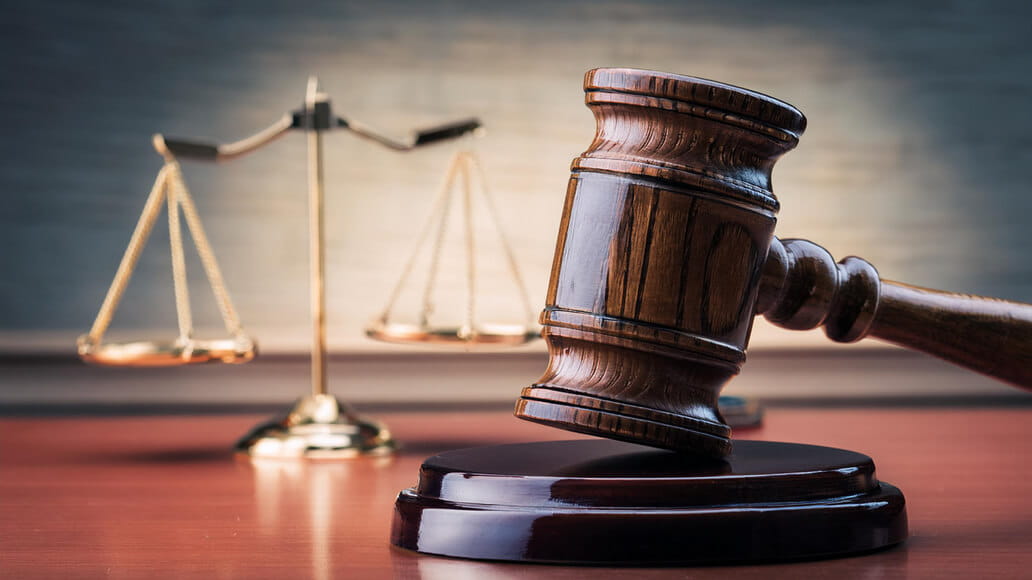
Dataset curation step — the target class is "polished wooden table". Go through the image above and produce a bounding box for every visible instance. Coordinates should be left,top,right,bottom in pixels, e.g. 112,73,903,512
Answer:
3,408,1031,578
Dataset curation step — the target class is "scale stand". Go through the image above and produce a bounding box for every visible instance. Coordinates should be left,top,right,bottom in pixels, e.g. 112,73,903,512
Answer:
156,77,480,458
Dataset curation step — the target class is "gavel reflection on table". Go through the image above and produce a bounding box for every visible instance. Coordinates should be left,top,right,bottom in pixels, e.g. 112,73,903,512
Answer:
392,68,1032,565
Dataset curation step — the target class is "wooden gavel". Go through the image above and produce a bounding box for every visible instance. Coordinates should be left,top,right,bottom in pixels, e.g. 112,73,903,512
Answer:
515,68,1032,458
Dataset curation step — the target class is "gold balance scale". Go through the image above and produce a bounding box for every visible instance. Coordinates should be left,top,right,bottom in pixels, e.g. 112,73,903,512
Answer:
77,77,540,458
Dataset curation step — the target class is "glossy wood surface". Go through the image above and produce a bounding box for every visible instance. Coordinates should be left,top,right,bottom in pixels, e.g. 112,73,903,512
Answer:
758,238,1032,388
870,283,1032,387
392,439,906,564
518,68,1032,458
3,408,1032,578
519,68,805,458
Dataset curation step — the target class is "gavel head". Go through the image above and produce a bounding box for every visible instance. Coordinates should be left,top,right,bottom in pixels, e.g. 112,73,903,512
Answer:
515,68,807,458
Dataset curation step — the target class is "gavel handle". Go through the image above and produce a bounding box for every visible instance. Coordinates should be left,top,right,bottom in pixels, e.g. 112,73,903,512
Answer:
869,282,1032,387
757,238,1032,389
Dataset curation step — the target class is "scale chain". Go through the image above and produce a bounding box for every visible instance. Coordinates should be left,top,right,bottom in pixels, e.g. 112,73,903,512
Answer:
171,167,245,337
84,160,248,350
376,153,458,325
84,164,172,345
375,149,537,338
166,162,194,344
467,153,536,327
461,153,476,338
419,154,463,329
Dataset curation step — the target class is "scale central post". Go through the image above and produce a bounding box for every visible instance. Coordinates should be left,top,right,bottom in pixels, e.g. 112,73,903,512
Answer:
231,75,489,458
236,77,401,458
306,77,329,398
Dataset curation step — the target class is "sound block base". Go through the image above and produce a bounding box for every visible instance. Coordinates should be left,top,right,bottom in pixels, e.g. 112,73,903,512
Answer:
391,439,907,565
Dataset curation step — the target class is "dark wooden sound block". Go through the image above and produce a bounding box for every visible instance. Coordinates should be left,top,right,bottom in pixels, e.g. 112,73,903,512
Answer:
391,439,907,565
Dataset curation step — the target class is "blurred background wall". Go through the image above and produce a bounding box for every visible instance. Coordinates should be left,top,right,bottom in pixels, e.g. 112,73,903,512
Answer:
2,0,1031,355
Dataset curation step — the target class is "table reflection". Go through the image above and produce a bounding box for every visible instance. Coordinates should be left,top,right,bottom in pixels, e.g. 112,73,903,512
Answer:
249,455,394,580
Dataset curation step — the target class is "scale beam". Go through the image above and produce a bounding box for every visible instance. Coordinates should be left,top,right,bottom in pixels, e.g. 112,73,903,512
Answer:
153,115,294,162
341,117,482,151
152,103,481,162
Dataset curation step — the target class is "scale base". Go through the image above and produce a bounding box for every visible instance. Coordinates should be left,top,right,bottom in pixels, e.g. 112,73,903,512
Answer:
391,439,907,565
235,394,396,459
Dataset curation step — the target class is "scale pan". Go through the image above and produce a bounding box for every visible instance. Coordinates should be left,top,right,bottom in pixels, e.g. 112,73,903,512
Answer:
365,321,540,347
78,336,256,367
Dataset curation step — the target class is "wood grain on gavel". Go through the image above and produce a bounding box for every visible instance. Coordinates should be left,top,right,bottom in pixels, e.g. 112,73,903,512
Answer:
515,67,1032,458
758,238,1032,388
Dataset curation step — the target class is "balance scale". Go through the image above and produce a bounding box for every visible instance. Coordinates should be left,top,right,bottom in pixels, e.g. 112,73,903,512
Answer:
78,77,539,458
